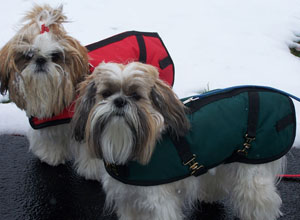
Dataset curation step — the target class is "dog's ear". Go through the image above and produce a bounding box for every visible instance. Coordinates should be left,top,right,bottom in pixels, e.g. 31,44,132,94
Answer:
0,43,14,95
72,79,97,142
150,79,190,137
63,37,89,85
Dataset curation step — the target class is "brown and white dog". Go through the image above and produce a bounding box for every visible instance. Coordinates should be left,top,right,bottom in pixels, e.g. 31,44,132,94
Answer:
71,61,188,180
72,62,285,220
0,5,89,165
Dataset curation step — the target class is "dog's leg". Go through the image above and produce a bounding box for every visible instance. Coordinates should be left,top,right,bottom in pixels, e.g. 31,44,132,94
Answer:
102,174,186,220
198,170,229,203
115,191,184,220
72,141,104,181
27,124,71,166
228,159,284,220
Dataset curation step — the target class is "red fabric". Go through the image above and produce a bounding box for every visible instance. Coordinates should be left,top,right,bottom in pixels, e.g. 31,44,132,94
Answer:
278,174,300,178
144,36,174,86
88,34,174,86
30,31,174,129
30,101,76,127
89,36,140,71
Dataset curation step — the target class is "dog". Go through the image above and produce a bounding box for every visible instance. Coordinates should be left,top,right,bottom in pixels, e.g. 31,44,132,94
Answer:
72,61,285,220
0,5,89,165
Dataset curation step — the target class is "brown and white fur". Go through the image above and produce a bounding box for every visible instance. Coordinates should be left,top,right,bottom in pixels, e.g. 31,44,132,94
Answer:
0,5,89,165
73,62,285,220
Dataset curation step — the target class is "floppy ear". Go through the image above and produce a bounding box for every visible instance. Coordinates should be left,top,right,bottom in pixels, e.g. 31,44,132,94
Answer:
63,36,89,85
72,79,97,142
150,79,190,137
0,43,14,95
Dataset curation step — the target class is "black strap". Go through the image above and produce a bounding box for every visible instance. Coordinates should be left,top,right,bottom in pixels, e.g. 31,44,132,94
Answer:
247,91,260,138
225,91,259,163
276,113,295,132
85,31,159,51
136,34,147,63
171,136,207,176
159,56,173,69
172,137,194,163
29,117,72,130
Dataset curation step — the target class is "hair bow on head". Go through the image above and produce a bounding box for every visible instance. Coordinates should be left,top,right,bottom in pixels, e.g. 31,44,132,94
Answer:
40,24,49,34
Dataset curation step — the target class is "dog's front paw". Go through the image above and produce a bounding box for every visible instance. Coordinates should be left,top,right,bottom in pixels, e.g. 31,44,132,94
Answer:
75,158,103,181
30,143,70,166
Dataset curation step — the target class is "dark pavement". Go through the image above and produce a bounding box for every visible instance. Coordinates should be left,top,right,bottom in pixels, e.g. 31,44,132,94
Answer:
0,134,299,220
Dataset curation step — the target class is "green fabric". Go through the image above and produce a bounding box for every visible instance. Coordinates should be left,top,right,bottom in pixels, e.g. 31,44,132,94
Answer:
105,87,296,186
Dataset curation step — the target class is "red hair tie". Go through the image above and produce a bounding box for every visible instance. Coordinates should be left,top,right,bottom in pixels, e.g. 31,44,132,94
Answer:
40,24,50,34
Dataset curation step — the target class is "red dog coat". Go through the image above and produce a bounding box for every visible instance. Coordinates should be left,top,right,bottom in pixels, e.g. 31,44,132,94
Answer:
29,31,175,129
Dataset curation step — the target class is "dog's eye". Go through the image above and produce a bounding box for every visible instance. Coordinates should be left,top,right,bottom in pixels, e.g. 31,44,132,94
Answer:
51,52,61,62
130,92,141,101
102,90,113,98
24,51,34,60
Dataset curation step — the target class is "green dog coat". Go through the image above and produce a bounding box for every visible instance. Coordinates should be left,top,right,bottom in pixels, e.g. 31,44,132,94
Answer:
105,86,296,186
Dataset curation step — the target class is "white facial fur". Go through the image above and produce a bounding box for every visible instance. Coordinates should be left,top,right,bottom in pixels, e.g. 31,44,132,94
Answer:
14,34,70,117
87,63,165,165
0,5,89,118
72,62,189,167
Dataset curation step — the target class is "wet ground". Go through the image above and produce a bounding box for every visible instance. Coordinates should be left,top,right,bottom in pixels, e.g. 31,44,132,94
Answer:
0,134,299,220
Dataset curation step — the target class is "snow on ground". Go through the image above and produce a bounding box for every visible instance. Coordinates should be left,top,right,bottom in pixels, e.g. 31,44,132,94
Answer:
1,0,300,147
0,103,29,136
0,94,9,103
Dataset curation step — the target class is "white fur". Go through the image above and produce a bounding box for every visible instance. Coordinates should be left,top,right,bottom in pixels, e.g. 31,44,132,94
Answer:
95,62,145,82
100,117,134,165
15,35,70,118
2,5,89,168
19,37,74,165
72,141,104,181
27,124,72,166
33,33,65,59
89,98,141,165
36,5,64,28
101,157,285,220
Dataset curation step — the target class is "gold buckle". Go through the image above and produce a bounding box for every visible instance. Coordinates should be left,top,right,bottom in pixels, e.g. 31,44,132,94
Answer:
237,134,255,156
183,154,203,175
105,163,119,176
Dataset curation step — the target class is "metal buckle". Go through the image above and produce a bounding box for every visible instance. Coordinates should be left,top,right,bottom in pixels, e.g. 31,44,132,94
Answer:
105,163,119,176
89,63,95,69
237,134,255,156
183,154,203,175
183,97,200,105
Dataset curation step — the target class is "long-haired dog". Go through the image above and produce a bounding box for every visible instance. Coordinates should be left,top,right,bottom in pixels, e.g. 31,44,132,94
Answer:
72,62,285,220
0,5,89,165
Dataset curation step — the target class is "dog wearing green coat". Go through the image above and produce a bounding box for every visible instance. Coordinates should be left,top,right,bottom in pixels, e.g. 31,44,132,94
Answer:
72,62,292,220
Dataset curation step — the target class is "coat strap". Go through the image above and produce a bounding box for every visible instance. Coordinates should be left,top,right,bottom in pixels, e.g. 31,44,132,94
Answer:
171,136,207,176
237,91,259,156
136,34,147,63
225,91,259,163
246,91,260,138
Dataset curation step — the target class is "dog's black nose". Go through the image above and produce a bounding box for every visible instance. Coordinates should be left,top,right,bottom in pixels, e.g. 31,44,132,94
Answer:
36,57,47,66
114,97,127,108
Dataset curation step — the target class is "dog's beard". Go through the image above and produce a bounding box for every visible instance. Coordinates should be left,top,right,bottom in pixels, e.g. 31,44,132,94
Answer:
100,116,134,165
13,59,74,118
88,99,164,165
89,101,137,165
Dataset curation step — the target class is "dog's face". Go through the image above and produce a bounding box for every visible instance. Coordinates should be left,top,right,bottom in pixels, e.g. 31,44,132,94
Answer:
0,5,89,118
72,62,190,165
